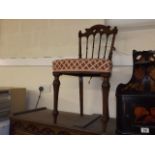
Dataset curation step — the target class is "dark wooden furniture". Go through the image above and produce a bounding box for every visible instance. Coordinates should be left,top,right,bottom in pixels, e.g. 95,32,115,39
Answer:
10,108,116,135
52,25,118,126
116,50,155,134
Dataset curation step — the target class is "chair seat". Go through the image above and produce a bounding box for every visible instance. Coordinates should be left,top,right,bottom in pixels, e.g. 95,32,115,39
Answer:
53,58,112,73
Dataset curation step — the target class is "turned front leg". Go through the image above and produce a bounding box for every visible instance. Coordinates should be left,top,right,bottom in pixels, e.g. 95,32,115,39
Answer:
53,74,60,124
79,76,84,116
102,77,110,123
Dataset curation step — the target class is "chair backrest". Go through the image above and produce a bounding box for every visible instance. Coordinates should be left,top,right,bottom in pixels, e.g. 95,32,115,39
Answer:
78,24,118,60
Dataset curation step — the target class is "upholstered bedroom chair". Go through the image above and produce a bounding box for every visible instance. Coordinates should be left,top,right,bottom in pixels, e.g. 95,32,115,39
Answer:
52,24,118,124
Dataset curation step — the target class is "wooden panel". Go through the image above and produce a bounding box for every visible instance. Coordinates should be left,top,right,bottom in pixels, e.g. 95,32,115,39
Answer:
10,108,116,135
0,87,26,114
9,88,26,113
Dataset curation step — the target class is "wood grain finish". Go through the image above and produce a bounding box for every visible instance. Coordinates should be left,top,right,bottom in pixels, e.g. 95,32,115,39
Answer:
53,74,60,123
116,50,155,134
118,50,155,93
10,108,116,135
52,25,118,126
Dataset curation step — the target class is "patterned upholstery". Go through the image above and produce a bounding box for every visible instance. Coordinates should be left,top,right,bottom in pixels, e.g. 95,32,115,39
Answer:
53,58,112,73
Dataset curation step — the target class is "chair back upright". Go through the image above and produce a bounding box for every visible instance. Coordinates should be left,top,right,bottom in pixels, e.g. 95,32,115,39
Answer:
78,25,118,60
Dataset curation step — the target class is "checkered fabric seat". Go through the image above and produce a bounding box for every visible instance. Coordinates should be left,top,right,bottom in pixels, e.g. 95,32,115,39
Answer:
53,58,112,73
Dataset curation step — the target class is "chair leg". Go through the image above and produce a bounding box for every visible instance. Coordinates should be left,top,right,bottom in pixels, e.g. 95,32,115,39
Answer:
53,74,60,124
102,77,110,123
79,76,83,116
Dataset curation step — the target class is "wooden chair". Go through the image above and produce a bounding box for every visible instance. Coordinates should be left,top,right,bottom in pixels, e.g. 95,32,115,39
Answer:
52,24,118,124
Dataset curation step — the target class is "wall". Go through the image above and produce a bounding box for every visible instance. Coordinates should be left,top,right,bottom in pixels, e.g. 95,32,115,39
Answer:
0,19,104,58
0,19,155,118
0,19,106,115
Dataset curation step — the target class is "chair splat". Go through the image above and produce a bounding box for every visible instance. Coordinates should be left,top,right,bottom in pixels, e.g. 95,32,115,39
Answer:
78,24,118,59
